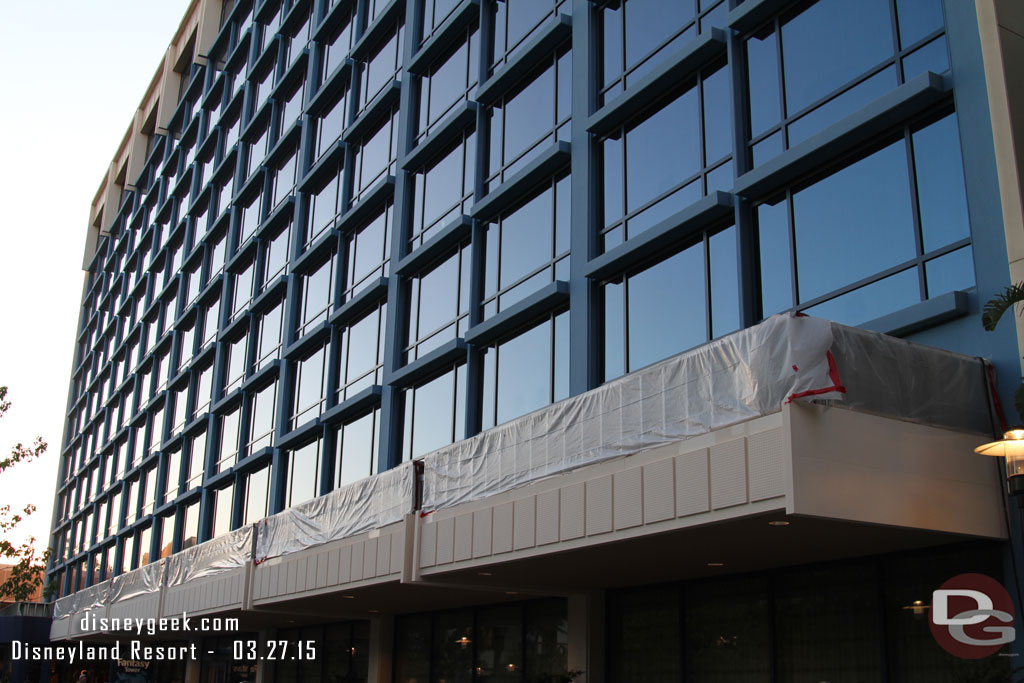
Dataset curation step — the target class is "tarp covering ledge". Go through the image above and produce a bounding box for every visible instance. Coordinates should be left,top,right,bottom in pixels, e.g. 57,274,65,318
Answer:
255,460,415,564
420,313,991,512
166,525,253,588
107,559,165,604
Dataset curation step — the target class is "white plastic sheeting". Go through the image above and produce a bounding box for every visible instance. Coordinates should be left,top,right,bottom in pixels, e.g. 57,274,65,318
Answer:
53,594,78,620
420,314,992,511
107,559,165,604
255,461,415,564
166,525,253,587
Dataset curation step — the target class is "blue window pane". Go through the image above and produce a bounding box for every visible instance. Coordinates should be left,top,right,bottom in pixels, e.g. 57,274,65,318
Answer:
702,64,731,165
497,322,551,425
757,201,792,316
780,0,893,116
746,28,781,138
913,113,969,252
338,410,377,487
751,132,783,167
710,226,740,338
786,66,897,147
793,140,914,303
624,0,695,72
627,179,701,238
902,35,949,81
603,137,624,226
625,89,700,214
554,311,569,402
602,5,623,88
604,281,625,381
803,268,919,326
409,370,456,458
926,247,975,298
504,67,554,165
500,189,552,290
628,243,705,370
896,0,944,47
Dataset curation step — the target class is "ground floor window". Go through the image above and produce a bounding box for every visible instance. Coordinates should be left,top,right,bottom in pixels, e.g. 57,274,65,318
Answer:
606,542,1010,682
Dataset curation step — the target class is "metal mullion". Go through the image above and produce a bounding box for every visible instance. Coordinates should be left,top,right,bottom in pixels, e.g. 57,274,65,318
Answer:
704,231,712,342
888,0,903,87
773,16,788,150
902,127,928,300
786,190,798,308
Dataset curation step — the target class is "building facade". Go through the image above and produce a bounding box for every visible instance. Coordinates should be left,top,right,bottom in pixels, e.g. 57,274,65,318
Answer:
44,0,1024,681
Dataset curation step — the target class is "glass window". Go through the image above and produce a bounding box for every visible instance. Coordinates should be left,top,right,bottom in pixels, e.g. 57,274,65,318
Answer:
344,204,392,298
321,7,355,84
422,0,463,40
225,333,249,394
202,296,222,348
285,10,311,69
335,408,380,488
308,164,344,246
745,0,950,165
490,0,570,69
158,513,174,558
299,256,336,336
410,130,476,249
256,299,285,370
163,448,181,502
604,224,739,381
248,380,278,452
358,24,404,110
279,78,305,135
402,365,465,460
316,85,350,161
482,176,569,318
194,362,215,419
218,407,241,472
171,384,189,434
212,484,234,538
601,59,731,249
243,465,271,524
756,112,974,326
487,49,570,184
336,302,387,402
263,220,291,286
352,107,400,202
293,344,328,428
232,259,256,318
416,27,479,141
121,532,137,572
181,499,201,550
286,439,322,507
405,245,471,360
272,146,298,209
601,0,726,103
186,430,207,489
138,525,152,566
207,230,228,282
481,312,568,430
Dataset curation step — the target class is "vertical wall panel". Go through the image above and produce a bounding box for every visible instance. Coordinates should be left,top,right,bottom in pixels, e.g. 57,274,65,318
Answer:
586,475,614,535
614,467,644,530
454,513,474,561
560,482,586,540
537,489,560,545
676,448,710,517
748,428,785,501
710,438,749,509
513,497,537,550
643,457,675,523
473,508,493,557
493,501,514,554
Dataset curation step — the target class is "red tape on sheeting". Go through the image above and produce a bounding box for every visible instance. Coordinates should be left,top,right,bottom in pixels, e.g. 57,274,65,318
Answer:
419,510,434,518
786,350,847,403
987,362,1009,433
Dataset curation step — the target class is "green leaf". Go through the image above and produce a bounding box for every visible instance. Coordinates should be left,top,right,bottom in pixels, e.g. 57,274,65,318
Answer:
982,283,1024,331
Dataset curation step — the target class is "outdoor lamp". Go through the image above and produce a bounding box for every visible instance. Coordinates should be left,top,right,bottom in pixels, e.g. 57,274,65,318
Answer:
975,426,1024,504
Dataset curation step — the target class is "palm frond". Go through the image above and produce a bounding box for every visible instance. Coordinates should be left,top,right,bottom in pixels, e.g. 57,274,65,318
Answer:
981,283,1024,331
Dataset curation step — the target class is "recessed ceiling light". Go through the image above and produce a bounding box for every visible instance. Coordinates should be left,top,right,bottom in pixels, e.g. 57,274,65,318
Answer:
707,562,725,567
368,609,380,613
478,571,493,576
341,594,356,599
505,591,519,595
768,520,790,527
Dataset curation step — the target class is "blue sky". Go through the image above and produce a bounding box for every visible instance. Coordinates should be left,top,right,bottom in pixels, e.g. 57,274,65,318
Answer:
0,0,193,552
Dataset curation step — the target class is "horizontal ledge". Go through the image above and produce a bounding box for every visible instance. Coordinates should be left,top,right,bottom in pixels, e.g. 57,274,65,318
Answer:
860,290,969,337
283,320,332,360
298,139,346,192
465,281,570,346
321,384,383,426
277,418,325,451
337,175,396,232
255,196,296,241
408,0,482,74
471,141,571,221
394,215,472,275
733,71,950,199
350,0,404,61
265,119,303,168
251,274,289,314
307,58,356,116
585,192,736,280
329,276,390,328
403,100,479,170
727,0,791,34
588,28,727,136
291,227,339,274
240,358,281,393
314,0,357,43
388,338,468,387
344,80,401,143
475,13,572,104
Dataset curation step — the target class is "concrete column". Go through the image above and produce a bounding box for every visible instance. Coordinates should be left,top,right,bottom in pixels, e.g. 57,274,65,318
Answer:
568,591,604,683
367,614,394,683
184,654,201,683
